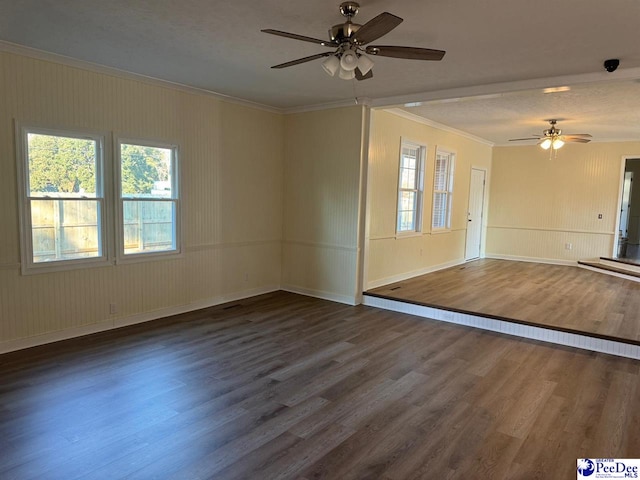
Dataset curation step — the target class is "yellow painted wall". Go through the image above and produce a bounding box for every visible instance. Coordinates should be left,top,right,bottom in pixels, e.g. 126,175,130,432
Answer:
366,110,493,288
0,51,284,351
282,106,366,304
487,143,640,262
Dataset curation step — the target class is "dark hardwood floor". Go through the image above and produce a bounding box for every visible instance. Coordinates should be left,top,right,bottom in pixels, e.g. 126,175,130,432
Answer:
368,259,640,344
1,291,639,479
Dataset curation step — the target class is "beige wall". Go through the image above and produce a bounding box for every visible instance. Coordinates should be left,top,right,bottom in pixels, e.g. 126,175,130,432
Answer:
365,109,493,288
282,106,366,304
0,51,284,351
487,143,640,262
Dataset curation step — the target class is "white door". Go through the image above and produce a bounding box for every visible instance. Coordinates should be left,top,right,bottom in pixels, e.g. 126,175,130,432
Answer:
465,168,486,260
620,171,633,237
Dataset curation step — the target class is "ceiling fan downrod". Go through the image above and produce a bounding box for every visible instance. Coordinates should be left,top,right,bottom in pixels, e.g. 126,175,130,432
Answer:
331,2,362,44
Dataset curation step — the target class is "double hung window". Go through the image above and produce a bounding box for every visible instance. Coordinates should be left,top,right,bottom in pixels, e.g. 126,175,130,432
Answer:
432,149,455,230
18,128,107,272
117,140,179,257
17,125,180,273
396,141,426,234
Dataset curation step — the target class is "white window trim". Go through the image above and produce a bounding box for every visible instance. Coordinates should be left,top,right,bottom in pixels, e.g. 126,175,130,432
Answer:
396,139,426,237
114,137,182,264
15,122,113,275
432,147,456,232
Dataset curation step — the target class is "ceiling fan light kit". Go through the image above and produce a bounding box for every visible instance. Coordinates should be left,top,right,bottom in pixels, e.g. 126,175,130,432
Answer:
322,55,340,76
340,48,359,71
262,2,446,81
338,67,356,80
509,119,592,155
357,53,374,75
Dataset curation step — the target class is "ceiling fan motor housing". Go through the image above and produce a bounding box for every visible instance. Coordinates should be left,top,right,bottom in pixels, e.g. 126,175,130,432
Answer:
329,22,361,43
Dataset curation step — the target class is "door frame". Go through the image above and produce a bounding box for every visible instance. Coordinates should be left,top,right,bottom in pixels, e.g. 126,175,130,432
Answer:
465,167,487,261
614,156,640,257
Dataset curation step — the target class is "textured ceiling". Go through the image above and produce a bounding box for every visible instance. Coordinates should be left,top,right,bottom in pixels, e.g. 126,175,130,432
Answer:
400,80,640,144
1,0,640,142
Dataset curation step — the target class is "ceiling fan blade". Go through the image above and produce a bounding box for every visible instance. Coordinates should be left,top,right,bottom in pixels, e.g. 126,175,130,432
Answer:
352,12,403,45
565,137,591,143
271,52,333,69
366,45,446,61
563,133,592,138
262,29,336,47
355,68,373,81
509,137,541,142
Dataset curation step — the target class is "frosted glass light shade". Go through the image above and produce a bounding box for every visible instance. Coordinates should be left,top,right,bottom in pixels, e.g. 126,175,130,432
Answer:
357,54,374,75
552,138,565,149
322,55,340,76
338,67,355,80
340,49,359,71
540,138,552,150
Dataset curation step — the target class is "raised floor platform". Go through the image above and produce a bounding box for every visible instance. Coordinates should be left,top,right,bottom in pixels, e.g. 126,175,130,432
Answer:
364,259,640,360
578,257,640,282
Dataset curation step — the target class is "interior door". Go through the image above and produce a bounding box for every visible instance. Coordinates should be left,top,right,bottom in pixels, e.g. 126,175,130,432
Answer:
465,168,486,260
620,171,633,237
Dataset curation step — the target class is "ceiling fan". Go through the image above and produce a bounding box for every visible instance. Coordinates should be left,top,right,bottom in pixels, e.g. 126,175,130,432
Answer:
509,119,592,150
262,1,446,81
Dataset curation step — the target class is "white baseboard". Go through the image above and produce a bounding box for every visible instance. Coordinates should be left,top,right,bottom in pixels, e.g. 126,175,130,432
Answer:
485,254,576,266
363,295,640,360
281,285,357,306
366,258,466,290
0,285,280,355
0,321,116,355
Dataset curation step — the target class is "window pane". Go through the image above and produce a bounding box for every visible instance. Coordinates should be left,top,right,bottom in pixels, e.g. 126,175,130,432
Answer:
398,191,417,231
31,199,101,263
400,151,418,170
400,167,416,189
400,191,416,212
27,133,97,197
434,155,448,190
433,192,447,228
398,211,415,232
120,144,173,198
123,200,176,254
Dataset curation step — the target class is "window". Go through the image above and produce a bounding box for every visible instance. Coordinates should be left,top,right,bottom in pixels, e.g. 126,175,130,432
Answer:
432,148,455,230
17,127,107,272
396,141,425,234
16,126,181,274
117,140,180,258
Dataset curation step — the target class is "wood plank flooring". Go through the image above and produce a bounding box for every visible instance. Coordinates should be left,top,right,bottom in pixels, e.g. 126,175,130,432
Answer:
1,291,639,479
368,259,640,344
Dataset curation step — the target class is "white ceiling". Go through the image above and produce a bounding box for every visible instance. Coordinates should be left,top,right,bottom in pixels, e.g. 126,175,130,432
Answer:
1,0,640,142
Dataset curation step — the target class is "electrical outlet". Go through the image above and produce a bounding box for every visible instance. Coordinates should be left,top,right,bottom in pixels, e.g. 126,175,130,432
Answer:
109,303,118,314
565,243,572,250
598,213,603,219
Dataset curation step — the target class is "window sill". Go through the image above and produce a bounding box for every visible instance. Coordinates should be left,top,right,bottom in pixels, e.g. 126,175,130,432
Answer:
115,249,183,265
395,231,423,239
430,228,452,235
21,257,112,276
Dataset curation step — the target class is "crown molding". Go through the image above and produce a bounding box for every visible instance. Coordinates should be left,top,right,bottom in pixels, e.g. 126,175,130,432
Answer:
371,68,640,109
283,97,372,115
385,108,494,146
